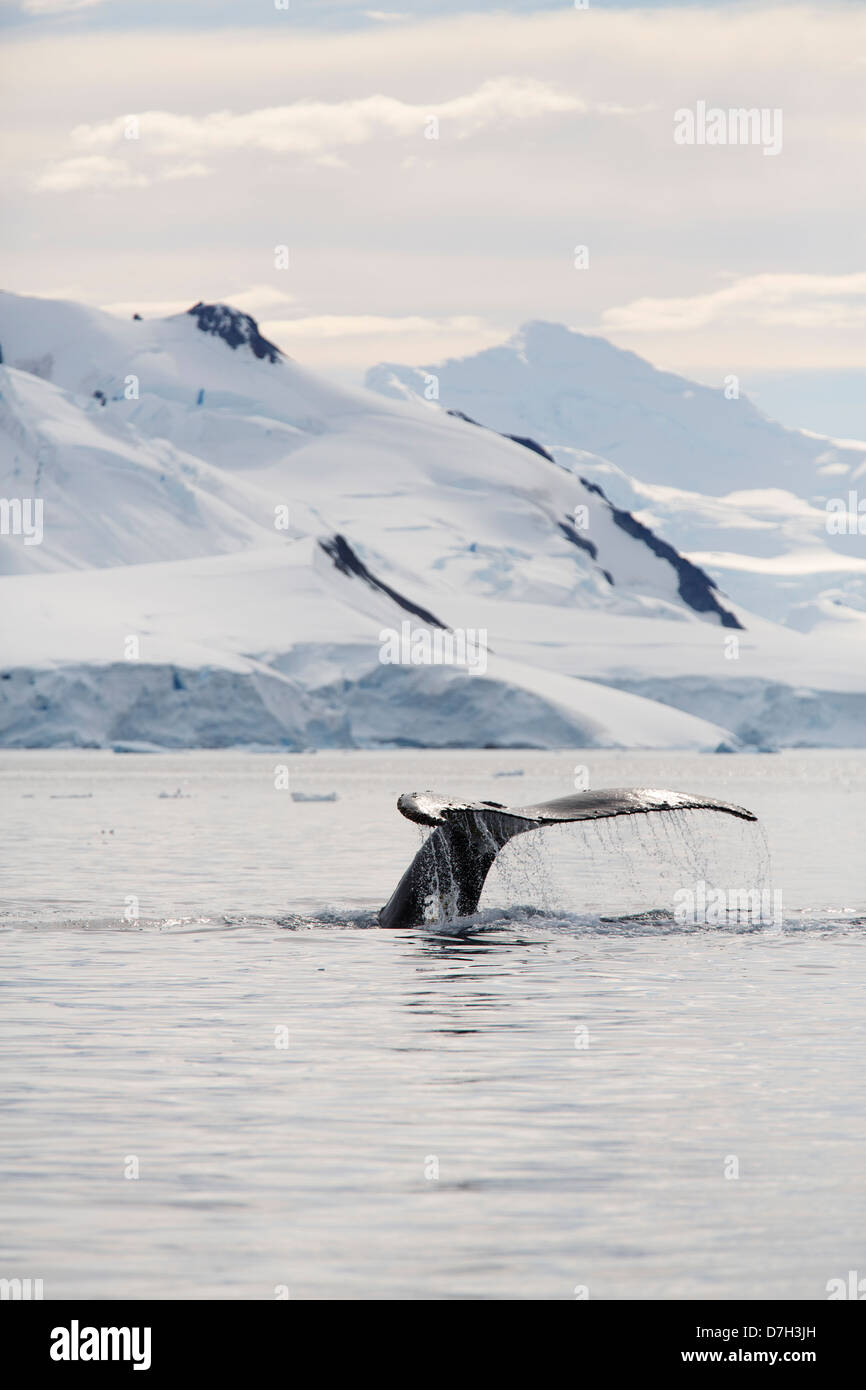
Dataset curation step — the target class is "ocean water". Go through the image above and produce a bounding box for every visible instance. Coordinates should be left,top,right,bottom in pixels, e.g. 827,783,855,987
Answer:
1,748,865,1301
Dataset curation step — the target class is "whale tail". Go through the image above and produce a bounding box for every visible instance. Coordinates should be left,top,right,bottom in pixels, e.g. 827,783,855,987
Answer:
378,787,758,929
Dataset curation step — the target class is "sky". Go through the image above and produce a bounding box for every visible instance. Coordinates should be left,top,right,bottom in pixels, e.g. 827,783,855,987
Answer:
1,0,864,438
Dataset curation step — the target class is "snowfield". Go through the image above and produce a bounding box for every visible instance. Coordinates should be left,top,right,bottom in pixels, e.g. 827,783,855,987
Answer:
368,321,866,624
1,292,863,749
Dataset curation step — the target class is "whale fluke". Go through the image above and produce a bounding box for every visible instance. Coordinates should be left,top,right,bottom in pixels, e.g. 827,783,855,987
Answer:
379,787,758,929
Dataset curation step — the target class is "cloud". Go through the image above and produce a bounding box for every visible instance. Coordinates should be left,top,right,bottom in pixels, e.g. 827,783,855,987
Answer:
603,273,866,334
34,155,213,192
67,79,588,159
11,284,89,301
100,285,298,319
100,297,193,318
686,549,866,577
20,0,105,12
264,313,485,339
259,312,502,369
34,155,147,192
7,3,866,383
94,298,477,341
160,161,212,181
217,285,297,316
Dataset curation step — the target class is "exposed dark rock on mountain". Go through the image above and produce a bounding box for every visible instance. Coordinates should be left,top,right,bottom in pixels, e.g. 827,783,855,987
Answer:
187,302,283,364
319,533,447,628
580,477,743,629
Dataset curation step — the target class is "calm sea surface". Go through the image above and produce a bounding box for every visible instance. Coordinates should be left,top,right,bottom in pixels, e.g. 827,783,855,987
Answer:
1,749,864,1300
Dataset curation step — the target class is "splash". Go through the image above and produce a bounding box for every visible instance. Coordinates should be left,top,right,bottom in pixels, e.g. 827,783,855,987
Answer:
480,806,775,927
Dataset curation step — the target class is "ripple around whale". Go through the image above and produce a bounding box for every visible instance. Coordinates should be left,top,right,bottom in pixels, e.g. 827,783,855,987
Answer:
4,908,863,943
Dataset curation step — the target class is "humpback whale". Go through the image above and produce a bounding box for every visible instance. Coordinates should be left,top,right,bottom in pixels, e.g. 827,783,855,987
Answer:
378,788,758,929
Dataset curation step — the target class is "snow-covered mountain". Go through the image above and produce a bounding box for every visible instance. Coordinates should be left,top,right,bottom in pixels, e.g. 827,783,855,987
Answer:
367,322,866,623
1,292,864,750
